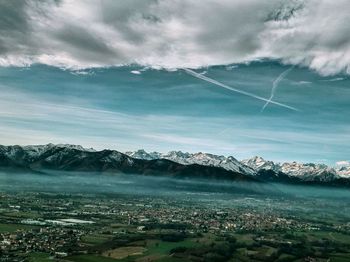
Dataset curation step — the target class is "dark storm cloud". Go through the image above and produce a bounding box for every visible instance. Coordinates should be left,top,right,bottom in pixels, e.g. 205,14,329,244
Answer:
53,24,121,63
0,0,350,75
0,0,30,54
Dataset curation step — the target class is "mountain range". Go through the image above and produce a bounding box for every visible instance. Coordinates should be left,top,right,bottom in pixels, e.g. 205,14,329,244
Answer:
0,144,349,187
125,149,350,186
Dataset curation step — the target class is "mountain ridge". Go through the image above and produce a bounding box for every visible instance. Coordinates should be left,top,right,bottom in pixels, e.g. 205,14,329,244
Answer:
0,144,349,187
127,149,350,180
0,144,256,183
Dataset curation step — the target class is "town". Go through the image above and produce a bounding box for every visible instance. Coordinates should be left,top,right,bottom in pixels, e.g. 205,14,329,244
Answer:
1,191,350,261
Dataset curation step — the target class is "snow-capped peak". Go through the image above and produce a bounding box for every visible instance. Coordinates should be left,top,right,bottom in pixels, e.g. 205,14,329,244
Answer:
279,162,337,181
125,150,256,175
242,156,341,181
241,156,277,171
0,144,96,163
124,149,161,160
335,165,350,178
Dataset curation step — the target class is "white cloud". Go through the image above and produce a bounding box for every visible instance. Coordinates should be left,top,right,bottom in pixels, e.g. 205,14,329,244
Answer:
130,70,141,75
320,77,345,82
336,161,350,166
1,0,350,75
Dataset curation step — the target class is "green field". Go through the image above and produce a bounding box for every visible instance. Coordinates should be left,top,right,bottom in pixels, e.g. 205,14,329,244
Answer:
0,223,37,233
329,253,350,262
67,254,119,262
145,239,201,255
81,233,113,245
28,253,52,262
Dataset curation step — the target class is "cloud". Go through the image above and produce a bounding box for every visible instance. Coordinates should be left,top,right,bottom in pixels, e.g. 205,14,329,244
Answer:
336,161,350,166
320,77,345,82
0,0,350,74
1,85,350,163
130,70,141,75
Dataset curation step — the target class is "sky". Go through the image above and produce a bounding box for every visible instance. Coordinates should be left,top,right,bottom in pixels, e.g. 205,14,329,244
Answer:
0,0,349,165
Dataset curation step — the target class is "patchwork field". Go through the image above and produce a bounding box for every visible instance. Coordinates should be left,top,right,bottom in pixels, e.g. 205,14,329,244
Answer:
102,246,147,259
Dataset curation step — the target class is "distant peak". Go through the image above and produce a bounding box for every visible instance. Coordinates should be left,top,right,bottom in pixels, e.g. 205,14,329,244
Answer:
252,156,266,161
21,143,96,152
134,149,148,153
243,156,269,164
125,149,161,160
54,144,96,152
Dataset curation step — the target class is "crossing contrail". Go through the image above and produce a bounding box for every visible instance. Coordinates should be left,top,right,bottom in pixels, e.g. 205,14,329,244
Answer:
261,66,294,112
183,68,299,112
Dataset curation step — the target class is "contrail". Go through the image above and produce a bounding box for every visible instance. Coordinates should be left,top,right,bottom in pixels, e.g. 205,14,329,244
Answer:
261,66,294,112
183,68,299,112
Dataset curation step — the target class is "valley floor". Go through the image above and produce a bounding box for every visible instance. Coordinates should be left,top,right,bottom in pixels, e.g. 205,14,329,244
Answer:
1,188,350,262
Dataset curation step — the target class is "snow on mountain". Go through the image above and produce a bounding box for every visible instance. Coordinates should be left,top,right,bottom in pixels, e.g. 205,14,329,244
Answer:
125,150,256,175
0,143,95,163
55,144,96,152
20,143,95,153
164,152,256,176
242,156,340,181
241,156,277,172
335,162,350,178
280,162,332,176
280,162,338,182
124,149,161,161
100,151,126,164
1,144,348,182
126,150,349,180
336,166,350,178
0,144,258,183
